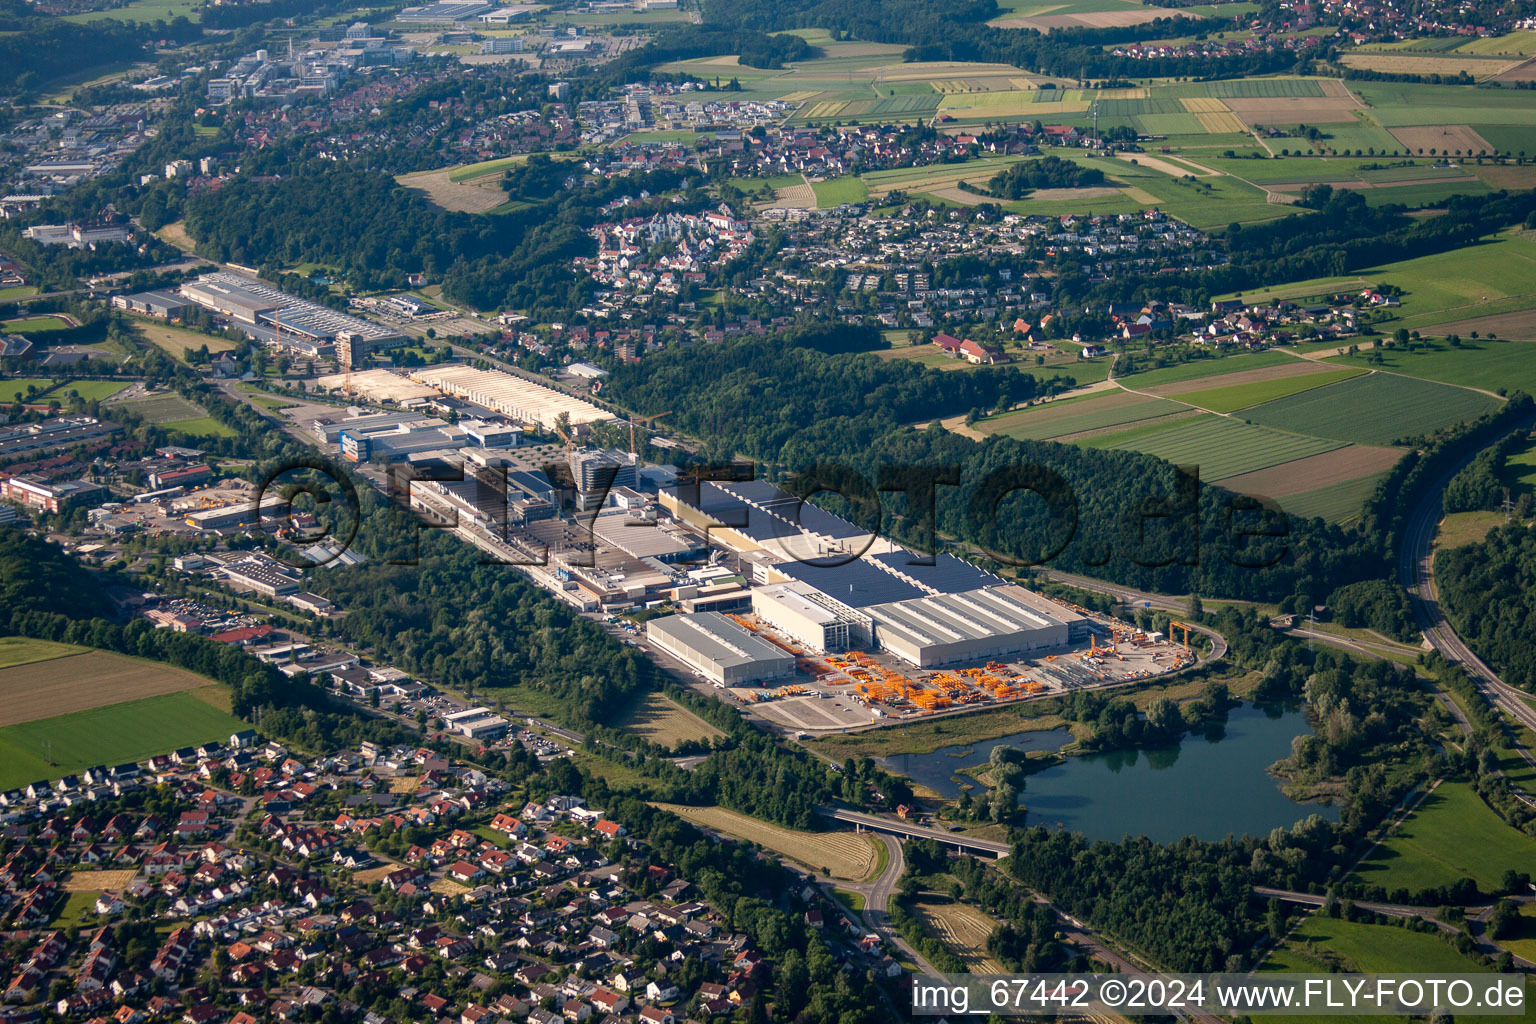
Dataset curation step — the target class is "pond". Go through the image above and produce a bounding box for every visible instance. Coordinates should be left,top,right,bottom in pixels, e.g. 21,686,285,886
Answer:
880,705,1339,843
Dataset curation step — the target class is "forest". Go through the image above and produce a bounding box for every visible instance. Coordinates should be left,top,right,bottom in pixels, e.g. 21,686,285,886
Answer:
986,155,1104,199
607,334,1375,605
182,162,708,318
1437,520,1536,689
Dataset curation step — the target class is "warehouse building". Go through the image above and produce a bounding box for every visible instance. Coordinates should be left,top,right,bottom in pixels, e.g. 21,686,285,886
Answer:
409,365,613,432
867,585,1083,668
646,612,795,685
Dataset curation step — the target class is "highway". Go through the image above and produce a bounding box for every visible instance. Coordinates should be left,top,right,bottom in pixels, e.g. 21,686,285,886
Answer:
1398,426,1536,765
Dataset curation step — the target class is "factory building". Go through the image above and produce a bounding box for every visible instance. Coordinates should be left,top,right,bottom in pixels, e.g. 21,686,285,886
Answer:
179,272,405,361
408,365,612,432
866,585,1083,668
443,706,511,740
750,582,865,653
646,612,795,686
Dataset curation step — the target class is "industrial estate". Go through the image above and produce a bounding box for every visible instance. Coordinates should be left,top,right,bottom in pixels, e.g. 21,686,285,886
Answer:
3,0,1536,1019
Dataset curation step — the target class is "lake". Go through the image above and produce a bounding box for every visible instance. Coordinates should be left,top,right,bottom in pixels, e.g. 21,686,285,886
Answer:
880,705,1339,843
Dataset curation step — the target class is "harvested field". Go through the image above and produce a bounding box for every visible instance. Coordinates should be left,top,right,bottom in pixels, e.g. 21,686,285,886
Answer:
1493,56,1536,82
352,863,402,884
1028,185,1123,200
618,693,723,748
994,5,1185,28
1340,53,1518,79
1431,307,1536,339
1214,444,1405,498
1224,97,1362,123
924,186,994,206
430,879,470,896
1179,96,1229,113
389,776,423,794
652,803,880,880
762,179,817,210
396,167,510,214
910,901,1007,973
1119,152,1213,177
1142,358,1338,397
1388,124,1496,155
1196,111,1248,133
0,650,221,728
1119,186,1160,203
61,870,136,892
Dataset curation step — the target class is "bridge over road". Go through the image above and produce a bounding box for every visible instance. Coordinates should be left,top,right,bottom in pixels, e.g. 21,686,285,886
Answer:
821,807,1011,858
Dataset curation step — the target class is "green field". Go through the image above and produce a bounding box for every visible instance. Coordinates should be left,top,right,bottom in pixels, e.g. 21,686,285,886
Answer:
0,638,87,670
1278,470,1395,525
1244,372,1501,444
0,378,61,402
1353,781,1536,894
161,415,237,439
53,380,130,402
1116,350,1298,389
1105,415,1343,481
0,691,248,791
812,176,870,207
1326,339,1536,396
4,316,71,333
982,393,1188,439
1174,367,1365,413
62,0,199,21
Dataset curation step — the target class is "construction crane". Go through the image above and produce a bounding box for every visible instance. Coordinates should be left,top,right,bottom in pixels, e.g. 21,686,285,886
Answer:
627,409,671,455
1168,621,1192,651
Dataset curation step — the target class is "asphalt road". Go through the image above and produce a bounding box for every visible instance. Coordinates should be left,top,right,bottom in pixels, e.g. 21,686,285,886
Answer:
1398,424,1536,762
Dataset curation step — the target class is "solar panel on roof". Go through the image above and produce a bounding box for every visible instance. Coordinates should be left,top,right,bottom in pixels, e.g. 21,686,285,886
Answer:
871,551,1000,595
776,558,924,608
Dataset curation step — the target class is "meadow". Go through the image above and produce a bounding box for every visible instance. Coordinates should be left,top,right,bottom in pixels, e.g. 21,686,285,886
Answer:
0,690,247,790
1325,338,1536,396
1115,350,1298,389
0,637,86,671
617,693,723,748
1243,372,1501,445
1351,781,1536,894
651,803,881,880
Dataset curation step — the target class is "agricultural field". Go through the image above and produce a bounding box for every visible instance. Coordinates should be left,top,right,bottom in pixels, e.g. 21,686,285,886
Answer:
1326,338,1536,396
1261,916,1492,978
0,649,228,728
396,155,550,214
1352,782,1536,894
1217,443,1403,504
0,690,248,791
113,391,237,438
1104,415,1345,481
1243,372,1501,445
617,693,723,748
1167,365,1364,413
0,637,86,671
1115,350,1299,390
908,900,1007,973
979,391,1188,440
652,803,881,880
